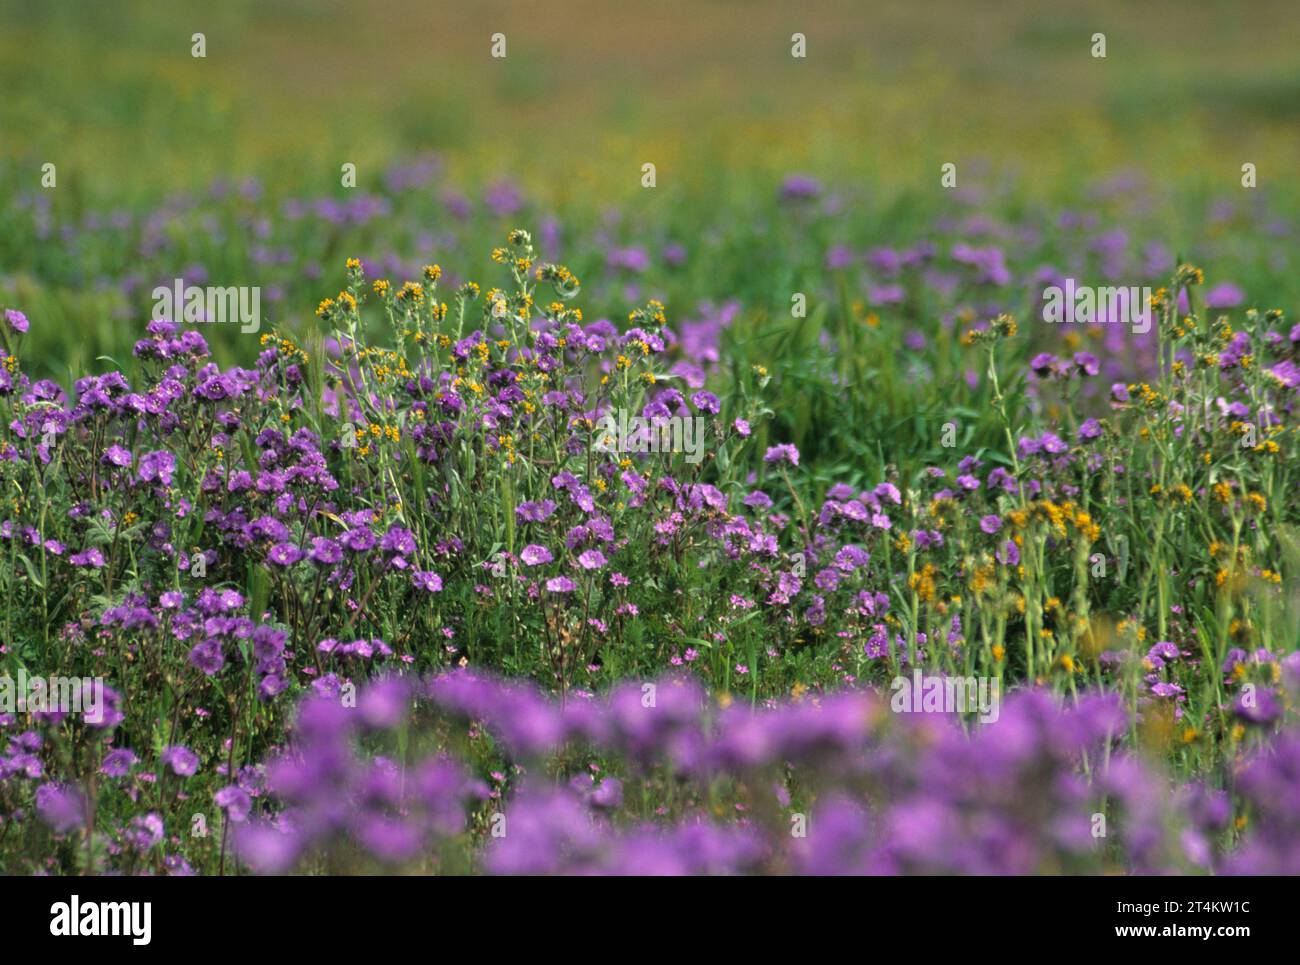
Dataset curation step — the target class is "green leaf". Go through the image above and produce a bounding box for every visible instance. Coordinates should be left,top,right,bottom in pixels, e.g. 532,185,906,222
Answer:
17,553,44,590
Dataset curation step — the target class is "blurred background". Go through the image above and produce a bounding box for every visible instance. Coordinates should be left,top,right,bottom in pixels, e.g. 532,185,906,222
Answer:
3,0,1298,197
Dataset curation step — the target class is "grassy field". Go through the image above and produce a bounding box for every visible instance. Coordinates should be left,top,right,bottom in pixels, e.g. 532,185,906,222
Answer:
0,0,1298,876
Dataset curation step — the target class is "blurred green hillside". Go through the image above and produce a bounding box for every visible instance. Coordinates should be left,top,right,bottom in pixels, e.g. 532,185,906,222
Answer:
2,0,1298,203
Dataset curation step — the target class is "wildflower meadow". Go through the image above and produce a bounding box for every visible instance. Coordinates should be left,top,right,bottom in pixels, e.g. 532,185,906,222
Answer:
0,0,1297,903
